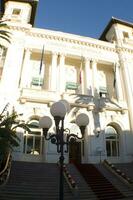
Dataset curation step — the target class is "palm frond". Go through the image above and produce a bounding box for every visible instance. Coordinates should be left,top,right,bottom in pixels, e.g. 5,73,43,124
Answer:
0,23,9,27
12,123,32,133
0,106,32,160
0,35,11,43
0,103,9,118
0,21,11,45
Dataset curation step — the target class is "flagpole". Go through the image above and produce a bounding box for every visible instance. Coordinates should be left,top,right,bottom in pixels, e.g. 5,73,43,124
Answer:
113,63,116,88
38,45,44,86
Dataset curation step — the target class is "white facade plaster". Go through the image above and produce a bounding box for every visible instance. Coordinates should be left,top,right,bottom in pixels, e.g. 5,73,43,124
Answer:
1,1,133,164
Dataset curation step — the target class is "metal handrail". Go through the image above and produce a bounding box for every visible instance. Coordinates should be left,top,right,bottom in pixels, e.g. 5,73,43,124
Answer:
58,162,79,198
103,159,133,186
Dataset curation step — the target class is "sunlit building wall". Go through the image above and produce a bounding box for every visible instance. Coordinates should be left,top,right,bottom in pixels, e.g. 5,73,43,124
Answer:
0,0,133,164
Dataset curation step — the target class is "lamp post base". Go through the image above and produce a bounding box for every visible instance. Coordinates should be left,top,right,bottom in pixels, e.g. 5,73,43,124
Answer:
59,155,64,200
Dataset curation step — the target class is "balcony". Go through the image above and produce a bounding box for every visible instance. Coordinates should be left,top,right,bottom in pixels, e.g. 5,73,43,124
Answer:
19,88,61,104
19,88,95,110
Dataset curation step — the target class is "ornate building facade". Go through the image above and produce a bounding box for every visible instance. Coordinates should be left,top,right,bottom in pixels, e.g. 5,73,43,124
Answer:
0,0,133,164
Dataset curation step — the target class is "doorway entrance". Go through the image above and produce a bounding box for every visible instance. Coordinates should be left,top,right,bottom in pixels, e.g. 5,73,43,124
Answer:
22,133,45,162
23,134,44,155
22,119,45,162
69,142,82,164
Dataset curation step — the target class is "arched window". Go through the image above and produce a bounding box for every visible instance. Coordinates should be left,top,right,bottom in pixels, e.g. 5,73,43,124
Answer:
105,125,119,157
24,119,43,155
27,119,41,135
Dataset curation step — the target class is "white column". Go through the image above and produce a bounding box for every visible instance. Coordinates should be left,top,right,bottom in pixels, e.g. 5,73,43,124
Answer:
121,59,133,130
78,57,84,94
1,44,24,90
20,48,32,88
50,52,58,91
59,53,65,93
92,60,98,96
84,58,92,96
114,63,123,101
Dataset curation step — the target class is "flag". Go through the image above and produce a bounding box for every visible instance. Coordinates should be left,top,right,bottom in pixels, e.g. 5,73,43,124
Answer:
39,45,44,75
113,64,116,88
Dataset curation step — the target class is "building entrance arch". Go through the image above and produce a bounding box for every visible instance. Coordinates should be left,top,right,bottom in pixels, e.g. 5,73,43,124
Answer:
105,125,119,157
22,118,45,162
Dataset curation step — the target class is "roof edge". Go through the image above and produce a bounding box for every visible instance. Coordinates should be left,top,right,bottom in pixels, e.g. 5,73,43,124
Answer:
99,17,133,41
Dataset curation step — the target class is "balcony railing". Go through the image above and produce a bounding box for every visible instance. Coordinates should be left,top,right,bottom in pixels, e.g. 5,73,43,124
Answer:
19,88,95,109
19,88,60,104
19,88,127,114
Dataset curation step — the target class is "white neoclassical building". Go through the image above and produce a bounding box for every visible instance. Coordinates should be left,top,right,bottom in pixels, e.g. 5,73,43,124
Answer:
0,0,133,164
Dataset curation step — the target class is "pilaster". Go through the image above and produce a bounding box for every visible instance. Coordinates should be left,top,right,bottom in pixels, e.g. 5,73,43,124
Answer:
50,52,58,91
84,57,92,96
114,63,123,101
59,53,66,93
120,55,133,130
92,59,98,96
20,48,32,88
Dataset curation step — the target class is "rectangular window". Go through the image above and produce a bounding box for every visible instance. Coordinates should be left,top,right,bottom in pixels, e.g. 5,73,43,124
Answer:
98,65,117,99
12,8,21,21
106,141,111,157
112,141,117,156
30,60,44,88
123,31,129,38
65,66,78,92
12,9,21,15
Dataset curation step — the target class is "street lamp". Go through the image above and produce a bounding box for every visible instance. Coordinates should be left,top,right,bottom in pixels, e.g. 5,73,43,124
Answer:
39,101,89,200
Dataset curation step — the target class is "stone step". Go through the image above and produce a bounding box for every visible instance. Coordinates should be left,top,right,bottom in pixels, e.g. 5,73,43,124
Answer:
95,164,133,198
67,164,98,200
0,161,74,200
74,163,125,200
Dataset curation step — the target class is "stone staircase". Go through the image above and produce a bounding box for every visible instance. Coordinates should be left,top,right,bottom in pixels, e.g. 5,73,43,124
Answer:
0,161,74,200
1,161,133,200
75,163,125,200
96,164,133,199
67,163,97,200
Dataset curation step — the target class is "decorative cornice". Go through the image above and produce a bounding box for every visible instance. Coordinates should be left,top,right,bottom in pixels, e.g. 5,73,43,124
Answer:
8,25,117,53
52,35,116,52
8,25,133,55
116,46,133,54
8,25,31,32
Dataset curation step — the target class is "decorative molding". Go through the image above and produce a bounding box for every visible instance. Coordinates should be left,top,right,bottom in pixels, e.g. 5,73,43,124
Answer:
8,25,30,33
7,25,133,55
116,46,133,54
8,25,117,53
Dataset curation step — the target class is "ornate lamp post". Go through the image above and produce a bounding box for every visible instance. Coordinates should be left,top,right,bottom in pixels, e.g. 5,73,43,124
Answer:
39,101,89,200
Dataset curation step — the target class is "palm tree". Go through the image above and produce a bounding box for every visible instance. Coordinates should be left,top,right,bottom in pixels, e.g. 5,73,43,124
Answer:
0,20,11,47
0,104,31,168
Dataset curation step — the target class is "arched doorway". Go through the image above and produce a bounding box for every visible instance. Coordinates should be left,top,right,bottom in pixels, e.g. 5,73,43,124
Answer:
68,123,83,164
23,118,45,162
69,141,82,164
105,125,119,157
